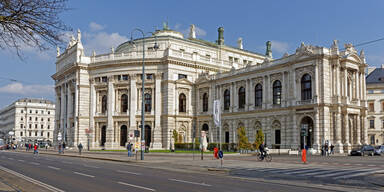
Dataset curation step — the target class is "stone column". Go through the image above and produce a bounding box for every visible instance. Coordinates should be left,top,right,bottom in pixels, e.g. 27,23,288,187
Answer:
363,116,368,144
90,80,96,148
336,65,341,100
344,68,348,98
73,80,79,146
129,74,137,131
61,84,66,143
282,72,286,107
292,70,296,106
106,76,115,148
152,73,162,149
230,82,234,112
314,64,319,103
356,115,361,145
344,113,351,152
313,111,320,152
245,79,250,110
292,113,298,149
263,75,268,109
354,72,358,100
335,112,343,153
249,79,253,110
66,83,72,146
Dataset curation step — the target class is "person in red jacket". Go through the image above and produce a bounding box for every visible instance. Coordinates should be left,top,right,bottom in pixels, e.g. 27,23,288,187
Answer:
33,144,38,155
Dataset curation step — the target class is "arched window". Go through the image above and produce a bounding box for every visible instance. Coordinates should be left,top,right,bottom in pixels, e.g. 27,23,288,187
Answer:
144,93,152,112
301,74,312,100
101,95,107,113
224,89,230,110
202,93,208,112
238,87,245,109
179,93,186,112
273,80,282,105
255,84,262,107
121,94,128,112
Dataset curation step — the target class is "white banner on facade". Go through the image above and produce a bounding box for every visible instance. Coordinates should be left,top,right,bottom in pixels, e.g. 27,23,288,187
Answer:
213,100,221,127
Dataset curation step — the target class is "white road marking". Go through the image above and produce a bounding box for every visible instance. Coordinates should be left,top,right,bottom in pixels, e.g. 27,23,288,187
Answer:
48,166,61,170
368,165,376,167
117,181,156,191
334,170,384,179
73,171,95,178
18,160,25,162
0,165,65,192
284,169,321,175
344,163,351,166
116,170,142,175
30,162,40,165
45,158,53,161
61,161,73,164
169,178,212,187
315,170,365,178
83,165,100,169
7,158,14,160
355,164,362,166
301,169,338,176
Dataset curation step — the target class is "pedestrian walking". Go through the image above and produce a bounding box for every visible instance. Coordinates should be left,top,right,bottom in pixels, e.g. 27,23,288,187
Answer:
127,142,132,157
78,143,83,155
29,143,32,151
45,143,49,151
325,143,329,156
33,144,38,156
25,143,28,152
58,144,62,154
62,142,66,154
330,144,334,155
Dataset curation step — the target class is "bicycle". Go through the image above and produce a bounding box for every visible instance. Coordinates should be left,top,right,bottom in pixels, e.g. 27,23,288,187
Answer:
257,149,272,162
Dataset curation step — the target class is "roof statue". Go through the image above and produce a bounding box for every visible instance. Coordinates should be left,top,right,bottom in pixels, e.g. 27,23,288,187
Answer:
56,46,60,57
237,37,243,49
92,50,96,57
189,24,196,39
163,21,169,30
77,29,82,43
360,49,366,63
266,41,272,58
344,43,357,54
68,35,76,48
111,47,114,54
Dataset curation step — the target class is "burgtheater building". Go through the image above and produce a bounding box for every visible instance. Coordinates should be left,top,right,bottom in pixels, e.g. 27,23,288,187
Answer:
53,24,368,153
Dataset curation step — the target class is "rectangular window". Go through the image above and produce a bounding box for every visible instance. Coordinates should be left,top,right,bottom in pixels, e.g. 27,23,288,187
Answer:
29,124,32,129
35,132,37,136
146,74,153,80
41,118,43,121
369,103,374,112
122,75,128,80
20,124,23,129
35,110,38,114
48,118,50,122
41,132,43,136
48,132,50,137
41,110,44,114
225,131,230,143
368,90,374,94
178,74,187,79
234,58,239,63
101,76,107,82
21,110,23,113
29,110,32,113
29,117,32,121
275,130,281,144
41,125,43,129
382,120,384,129
29,132,31,136
370,120,375,129
35,117,38,121
20,132,23,136
228,56,233,62
21,117,23,121
35,124,37,129
48,111,50,115
48,125,50,129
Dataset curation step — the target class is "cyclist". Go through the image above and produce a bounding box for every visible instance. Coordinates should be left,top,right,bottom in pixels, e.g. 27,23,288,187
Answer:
259,142,266,160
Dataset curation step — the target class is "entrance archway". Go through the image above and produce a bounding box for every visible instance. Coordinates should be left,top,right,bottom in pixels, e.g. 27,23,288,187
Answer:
202,124,209,143
300,116,314,149
120,125,127,146
101,126,106,146
145,125,151,147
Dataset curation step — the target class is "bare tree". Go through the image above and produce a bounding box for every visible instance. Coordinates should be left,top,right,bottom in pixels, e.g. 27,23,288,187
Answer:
0,0,70,57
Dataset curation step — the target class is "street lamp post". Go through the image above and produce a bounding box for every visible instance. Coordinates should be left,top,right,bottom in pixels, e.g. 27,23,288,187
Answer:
130,29,159,160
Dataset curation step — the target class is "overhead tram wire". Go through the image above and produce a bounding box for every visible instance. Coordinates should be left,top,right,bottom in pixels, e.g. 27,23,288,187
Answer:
339,36,384,51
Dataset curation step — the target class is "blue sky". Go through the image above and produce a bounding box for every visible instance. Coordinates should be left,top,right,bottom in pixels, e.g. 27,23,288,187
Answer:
1,0,384,108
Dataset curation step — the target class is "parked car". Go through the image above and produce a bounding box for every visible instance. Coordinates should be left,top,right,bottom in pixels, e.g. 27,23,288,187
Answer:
374,145,384,156
350,145,375,156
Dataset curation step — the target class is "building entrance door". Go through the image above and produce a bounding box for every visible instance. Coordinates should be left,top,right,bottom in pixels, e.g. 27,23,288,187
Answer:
120,125,127,146
101,126,106,146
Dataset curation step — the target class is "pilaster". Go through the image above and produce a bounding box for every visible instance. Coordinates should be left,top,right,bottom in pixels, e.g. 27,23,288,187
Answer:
153,73,162,149
106,76,114,148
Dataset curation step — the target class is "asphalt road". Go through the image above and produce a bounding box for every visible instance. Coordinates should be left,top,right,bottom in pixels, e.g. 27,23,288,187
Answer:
0,151,341,192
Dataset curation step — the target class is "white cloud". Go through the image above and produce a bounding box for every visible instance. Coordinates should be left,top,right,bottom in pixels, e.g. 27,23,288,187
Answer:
195,26,207,37
83,31,128,55
89,22,105,31
0,82,54,96
271,40,289,54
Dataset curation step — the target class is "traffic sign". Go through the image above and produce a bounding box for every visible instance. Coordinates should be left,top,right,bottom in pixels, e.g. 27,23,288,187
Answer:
218,150,223,159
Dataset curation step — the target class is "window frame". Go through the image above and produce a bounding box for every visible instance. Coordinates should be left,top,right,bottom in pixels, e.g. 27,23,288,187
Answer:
202,93,208,112
255,84,262,107
301,74,312,100
144,93,152,112
179,93,187,113
238,87,246,109
224,89,230,110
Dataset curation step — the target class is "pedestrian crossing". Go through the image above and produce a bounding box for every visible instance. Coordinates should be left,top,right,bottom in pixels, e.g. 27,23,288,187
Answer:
232,167,384,180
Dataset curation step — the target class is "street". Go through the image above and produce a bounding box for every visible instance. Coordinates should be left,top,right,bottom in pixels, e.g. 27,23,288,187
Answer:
0,151,369,192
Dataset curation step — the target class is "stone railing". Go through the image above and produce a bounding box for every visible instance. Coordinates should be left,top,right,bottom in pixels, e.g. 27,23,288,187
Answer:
296,99,314,105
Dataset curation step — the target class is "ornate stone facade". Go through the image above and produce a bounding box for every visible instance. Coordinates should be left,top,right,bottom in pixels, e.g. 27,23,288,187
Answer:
52,25,367,153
